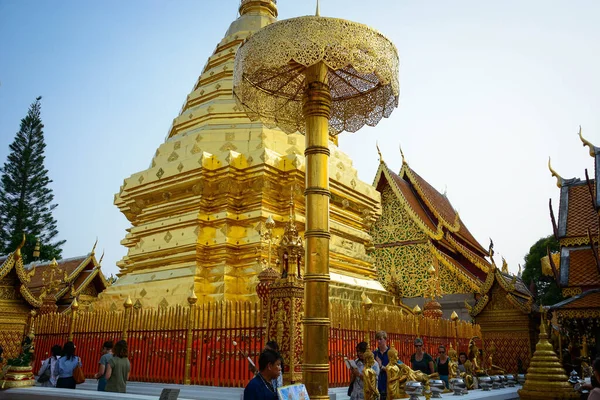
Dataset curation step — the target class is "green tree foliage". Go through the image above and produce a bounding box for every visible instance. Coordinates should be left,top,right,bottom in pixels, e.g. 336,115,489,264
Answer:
521,234,562,306
0,97,64,262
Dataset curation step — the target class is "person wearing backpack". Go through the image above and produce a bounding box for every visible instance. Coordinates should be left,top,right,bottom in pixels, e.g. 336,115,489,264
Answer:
37,345,61,387
55,341,82,389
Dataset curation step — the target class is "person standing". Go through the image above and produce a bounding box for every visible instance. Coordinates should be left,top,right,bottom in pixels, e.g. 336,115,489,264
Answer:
38,345,61,388
435,345,450,388
350,341,382,400
243,349,281,400
55,341,81,389
105,340,130,393
410,338,434,375
587,357,600,400
373,330,389,400
244,340,283,390
457,352,468,373
94,341,113,391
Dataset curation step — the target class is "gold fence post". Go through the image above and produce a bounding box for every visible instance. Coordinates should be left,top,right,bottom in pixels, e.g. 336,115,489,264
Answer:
451,311,459,350
184,290,198,385
68,298,79,342
122,295,133,340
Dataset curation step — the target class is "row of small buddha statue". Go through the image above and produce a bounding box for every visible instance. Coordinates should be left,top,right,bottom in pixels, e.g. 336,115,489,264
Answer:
362,339,505,399
363,345,440,400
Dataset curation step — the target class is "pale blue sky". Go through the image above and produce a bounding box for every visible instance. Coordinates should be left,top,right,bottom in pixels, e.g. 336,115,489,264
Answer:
1,0,599,278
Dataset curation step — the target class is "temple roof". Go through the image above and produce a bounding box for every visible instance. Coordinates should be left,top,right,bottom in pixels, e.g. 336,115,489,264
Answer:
469,266,534,317
0,240,42,308
557,181,599,239
24,252,108,302
372,159,492,296
548,129,600,298
548,288,600,320
559,246,600,288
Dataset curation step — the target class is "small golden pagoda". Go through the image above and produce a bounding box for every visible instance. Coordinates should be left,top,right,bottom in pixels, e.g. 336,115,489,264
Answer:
99,0,396,309
518,312,578,400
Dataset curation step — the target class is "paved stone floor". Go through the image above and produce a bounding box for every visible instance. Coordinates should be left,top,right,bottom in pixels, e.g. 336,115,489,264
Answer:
0,379,521,400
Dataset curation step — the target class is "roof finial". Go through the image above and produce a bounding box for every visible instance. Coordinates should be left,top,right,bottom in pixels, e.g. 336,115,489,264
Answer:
578,125,597,157
548,157,563,188
15,233,26,258
315,0,320,16
399,144,406,165
91,237,98,255
98,250,105,266
376,141,383,163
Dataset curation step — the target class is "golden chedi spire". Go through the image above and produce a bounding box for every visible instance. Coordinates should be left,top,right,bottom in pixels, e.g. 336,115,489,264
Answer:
239,0,277,18
518,311,578,400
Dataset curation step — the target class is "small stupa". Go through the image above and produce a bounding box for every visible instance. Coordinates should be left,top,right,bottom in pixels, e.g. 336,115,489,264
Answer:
518,310,578,400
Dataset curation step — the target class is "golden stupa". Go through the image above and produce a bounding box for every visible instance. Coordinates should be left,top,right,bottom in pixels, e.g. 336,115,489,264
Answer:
518,311,578,400
96,0,395,309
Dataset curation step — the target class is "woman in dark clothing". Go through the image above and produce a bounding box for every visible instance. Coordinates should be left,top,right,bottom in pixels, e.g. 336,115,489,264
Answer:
410,337,434,374
435,345,450,388
55,341,82,389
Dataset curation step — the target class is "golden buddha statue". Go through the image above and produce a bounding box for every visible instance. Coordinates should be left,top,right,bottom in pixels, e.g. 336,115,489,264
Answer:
387,345,407,399
398,363,440,384
486,342,505,375
363,351,380,400
447,343,459,379
466,337,484,375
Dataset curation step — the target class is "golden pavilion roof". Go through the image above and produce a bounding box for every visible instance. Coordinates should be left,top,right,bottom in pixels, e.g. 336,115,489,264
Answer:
469,263,533,317
24,250,108,311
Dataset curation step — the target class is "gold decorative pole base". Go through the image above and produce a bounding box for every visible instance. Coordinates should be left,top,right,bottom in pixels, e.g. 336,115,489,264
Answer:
302,61,331,399
0,366,35,389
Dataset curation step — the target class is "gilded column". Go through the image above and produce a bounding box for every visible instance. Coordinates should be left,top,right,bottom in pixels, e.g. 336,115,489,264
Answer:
184,290,198,385
122,295,133,341
68,298,79,342
302,61,331,399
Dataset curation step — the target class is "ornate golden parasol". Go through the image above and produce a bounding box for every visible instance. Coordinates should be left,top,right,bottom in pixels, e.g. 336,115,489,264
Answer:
233,8,399,398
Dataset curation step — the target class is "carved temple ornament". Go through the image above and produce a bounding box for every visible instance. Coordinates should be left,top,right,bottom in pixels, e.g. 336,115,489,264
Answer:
277,188,304,280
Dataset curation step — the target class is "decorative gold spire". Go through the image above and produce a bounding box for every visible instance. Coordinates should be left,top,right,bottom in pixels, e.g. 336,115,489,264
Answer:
501,257,509,274
91,237,98,255
315,0,320,16
578,125,597,157
548,157,564,188
376,141,383,163
239,0,277,18
15,233,26,259
399,144,406,164
518,310,578,400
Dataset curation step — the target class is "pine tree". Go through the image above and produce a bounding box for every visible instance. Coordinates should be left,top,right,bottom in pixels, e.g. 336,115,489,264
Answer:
0,97,65,262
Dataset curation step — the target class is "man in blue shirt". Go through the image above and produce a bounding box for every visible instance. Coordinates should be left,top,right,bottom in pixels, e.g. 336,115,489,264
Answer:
243,349,282,400
373,330,390,400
